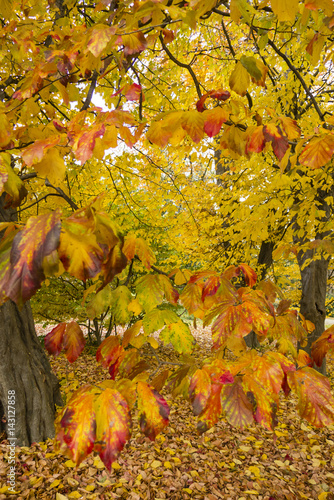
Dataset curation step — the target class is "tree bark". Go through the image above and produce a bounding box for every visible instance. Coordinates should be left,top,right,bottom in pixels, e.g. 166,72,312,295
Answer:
0,193,63,445
295,249,328,375
293,186,332,375
0,300,63,445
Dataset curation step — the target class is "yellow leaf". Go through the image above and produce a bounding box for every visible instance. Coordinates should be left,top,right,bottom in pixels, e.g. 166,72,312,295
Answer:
50,479,61,488
65,459,77,468
151,460,162,469
112,462,122,470
229,61,250,96
318,492,328,500
85,484,95,492
68,493,82,499
244,490,260,495
93,457,105,469
56,494,69,500
128,298,142,315
271,0,299,22
34,148,66,186
164,461,172,469
248,465,261,477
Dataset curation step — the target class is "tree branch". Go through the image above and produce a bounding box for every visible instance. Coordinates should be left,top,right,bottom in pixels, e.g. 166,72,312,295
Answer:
80,70,98,111
45,179,79,210
159,34,202,99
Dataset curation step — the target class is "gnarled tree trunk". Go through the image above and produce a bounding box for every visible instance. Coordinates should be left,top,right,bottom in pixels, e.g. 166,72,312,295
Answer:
0,301,63,445
0,193,63,445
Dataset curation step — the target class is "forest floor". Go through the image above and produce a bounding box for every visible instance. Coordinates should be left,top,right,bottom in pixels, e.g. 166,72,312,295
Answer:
1,325,334,500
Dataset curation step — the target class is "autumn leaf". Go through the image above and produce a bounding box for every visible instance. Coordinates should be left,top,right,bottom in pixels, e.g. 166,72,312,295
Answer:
221,377,254,428
4,210,61,307
109,285,133,325
311,326,334,367
44,323,67,357
160,320,195,354
271,0,300,22
44,321,85,362
202,107,230,137
122,32,147,55
136,274,165,312
189,368,212,416
22,136,61,167
96,335,125,379
288,367,334,427
93,388,131,470
59,216,104,281
181,111,205,143
229,61,250,96
299,133,334,169
86,24,117,58
56,385,97,466
63,321,85,363
263,124,289,161
136,381,170,440
197,383,223,433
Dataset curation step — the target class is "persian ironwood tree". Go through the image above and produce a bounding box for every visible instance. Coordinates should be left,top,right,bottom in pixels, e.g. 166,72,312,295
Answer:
1,0,334,458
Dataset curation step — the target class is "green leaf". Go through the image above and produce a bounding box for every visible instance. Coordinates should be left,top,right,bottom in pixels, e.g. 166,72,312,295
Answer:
160,320,194,354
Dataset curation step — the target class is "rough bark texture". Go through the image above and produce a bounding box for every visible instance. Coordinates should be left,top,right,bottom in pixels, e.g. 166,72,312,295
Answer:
0,301,63,445
0,192,63,445
293,185,332,375
296,250,328,375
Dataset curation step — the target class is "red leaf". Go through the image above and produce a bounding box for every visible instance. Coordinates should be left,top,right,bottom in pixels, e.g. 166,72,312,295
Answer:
263,124,289,161
63,321,85,363
125,83,143,102
44,323,66,356
246,126,266,155
221,377,254,428
196,89,230,112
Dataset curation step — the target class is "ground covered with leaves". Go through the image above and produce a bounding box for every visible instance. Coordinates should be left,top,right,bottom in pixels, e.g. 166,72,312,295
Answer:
1,326,334,500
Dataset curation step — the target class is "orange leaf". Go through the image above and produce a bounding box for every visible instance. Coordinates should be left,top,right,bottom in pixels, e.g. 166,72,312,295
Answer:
221,377,254,428
181,111,205,143
4,210,61,307
263,124,289,161
311,326,334,366
288,367,334,427
44,323,67,357
202,107,230,137
63,321,85,363
93,388,131,470
22,136,60,167
137,381,170,440
299,133,334,169
56,385,97,466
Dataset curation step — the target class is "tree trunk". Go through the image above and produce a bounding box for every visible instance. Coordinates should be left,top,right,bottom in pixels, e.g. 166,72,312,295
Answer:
293,185,332,375
296,250,328,375
0,301,63,445
0,192,63,445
